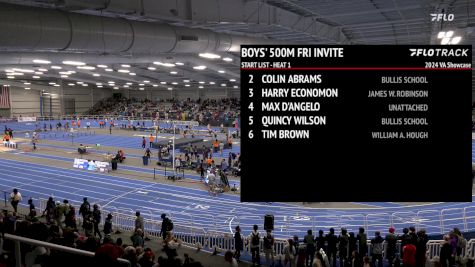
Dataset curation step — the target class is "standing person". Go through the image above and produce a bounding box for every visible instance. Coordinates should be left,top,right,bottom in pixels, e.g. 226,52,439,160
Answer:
79,197,91,227
135,211,144,232
103,213,113,236
10,188,21,213
200,160,205,180
304,230,316,267
49,124,52,131
149,134,154,148
109,124,112,134
439,235,453,267
8,128,13,139
402,242,416,267
92,204,102,240
43,197,55,224
284,239,295,267
219,141,224,156
234,226,243,262
415,230,428,267
27,198,36,221
348,232,357,259
264,229,275,267
385,227,398,267
316,230,326,253
160,213,173,240
357,228,368,262
370,232,384,267
338,228,349,267
249,224,261,266
142,137,146,149
326,228,338,267
86,121,90,130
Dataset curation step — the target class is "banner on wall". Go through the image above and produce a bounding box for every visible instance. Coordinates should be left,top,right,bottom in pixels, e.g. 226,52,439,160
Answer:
18,117,37,122
73,158,110,172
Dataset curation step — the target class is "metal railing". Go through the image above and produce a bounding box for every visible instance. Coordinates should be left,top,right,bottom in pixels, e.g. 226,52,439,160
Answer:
3,233,131,267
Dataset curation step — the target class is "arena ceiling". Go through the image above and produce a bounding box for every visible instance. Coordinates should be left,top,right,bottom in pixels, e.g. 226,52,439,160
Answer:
0,0,473,93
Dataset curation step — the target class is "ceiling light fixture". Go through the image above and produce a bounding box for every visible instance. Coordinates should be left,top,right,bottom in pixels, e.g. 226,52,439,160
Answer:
126,82,133,85
233,86,238,89
33,59,51,64
139,88,145,91
209,82,215,85
129,73,136,76
139,83,145,86
218,70,226,73
198,86,203,89
113,86,119,89
68,83,75,86
147,67,156,70
97,85,103,88
34,72,43,75
172,82,178,85
223,57,233,62
51,66,62,69
185,84,190,87
97,65,108,68
199,53,221,59
175,62,184,66
123,85,129,88
13,68,34,73
53,84,60,87
49,82,56,85
160,82,166,84
193,65,207,70
63,60,86,66
167,88,173,91
230,79,236,82
38,68,48,72
118,69,130,73
437,31,462,45
24,87,30,90
199,81,205,84
152,84,158,87
93,73,101,77
77,66,95,70
7,76,14,79
121,64,131,68
143,80,150,83
76,81,83,84
221,83,227,87
170,71,177,75
105,68,113,72
23,82,30,85
32,76,40,79
61,75,69,78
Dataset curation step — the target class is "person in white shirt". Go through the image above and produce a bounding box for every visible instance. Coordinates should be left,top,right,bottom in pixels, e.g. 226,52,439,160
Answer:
86,121,91,129
175,157,181,173
10,188,22,213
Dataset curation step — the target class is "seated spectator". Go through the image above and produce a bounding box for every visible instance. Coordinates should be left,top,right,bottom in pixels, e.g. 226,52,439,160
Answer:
78,144,87,154
130,229,144,248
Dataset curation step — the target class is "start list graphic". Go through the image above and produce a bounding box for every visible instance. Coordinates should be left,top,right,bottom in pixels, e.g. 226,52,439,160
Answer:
240,45,472,202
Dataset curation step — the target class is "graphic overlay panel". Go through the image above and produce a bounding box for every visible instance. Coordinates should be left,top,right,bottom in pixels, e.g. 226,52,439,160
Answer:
241,45,472,202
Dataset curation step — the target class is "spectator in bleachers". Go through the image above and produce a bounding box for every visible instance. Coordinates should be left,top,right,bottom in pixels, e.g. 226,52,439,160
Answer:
225,250,239,267
385,227,398,267
453,227,466,259
131,228,145,248
370,231,384,267
415,229,428,267
325,228,338,267
92,204,102,240
264,229,276,267
312,251,325,267
233,226,243,262
249,224,261,266
338,228,349,267
316,230,326,253
104,213,113,235
27,198,37,221
400,228,411,258
349,232,357,260
402,240,416,267
79,197,91,227
9,188,21,213
43,196,56,224
304,229,316,267
283,239,295,267
439,235,454,267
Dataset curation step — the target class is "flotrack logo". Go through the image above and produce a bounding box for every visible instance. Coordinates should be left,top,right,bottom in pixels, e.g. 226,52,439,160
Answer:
430,13,454,21
410,48,468,57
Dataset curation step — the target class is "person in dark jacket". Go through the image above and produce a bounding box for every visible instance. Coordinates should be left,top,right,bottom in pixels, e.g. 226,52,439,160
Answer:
79,197,91,228
415,230,428,267
385,227,398,267
408,227,418,245
400,228,412,259
338,228,349,267
371,231,384,267
92,204,102,240
326,228,338,267
234,226,243,262
316,230,326,252
348,232,357,258
439,235,454,267
103,213,113,235
304,230,316,267
357,227,368,265
160,213,172,240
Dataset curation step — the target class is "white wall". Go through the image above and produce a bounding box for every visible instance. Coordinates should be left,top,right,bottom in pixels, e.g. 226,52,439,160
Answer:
62,87,112,114
10,86,41,117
